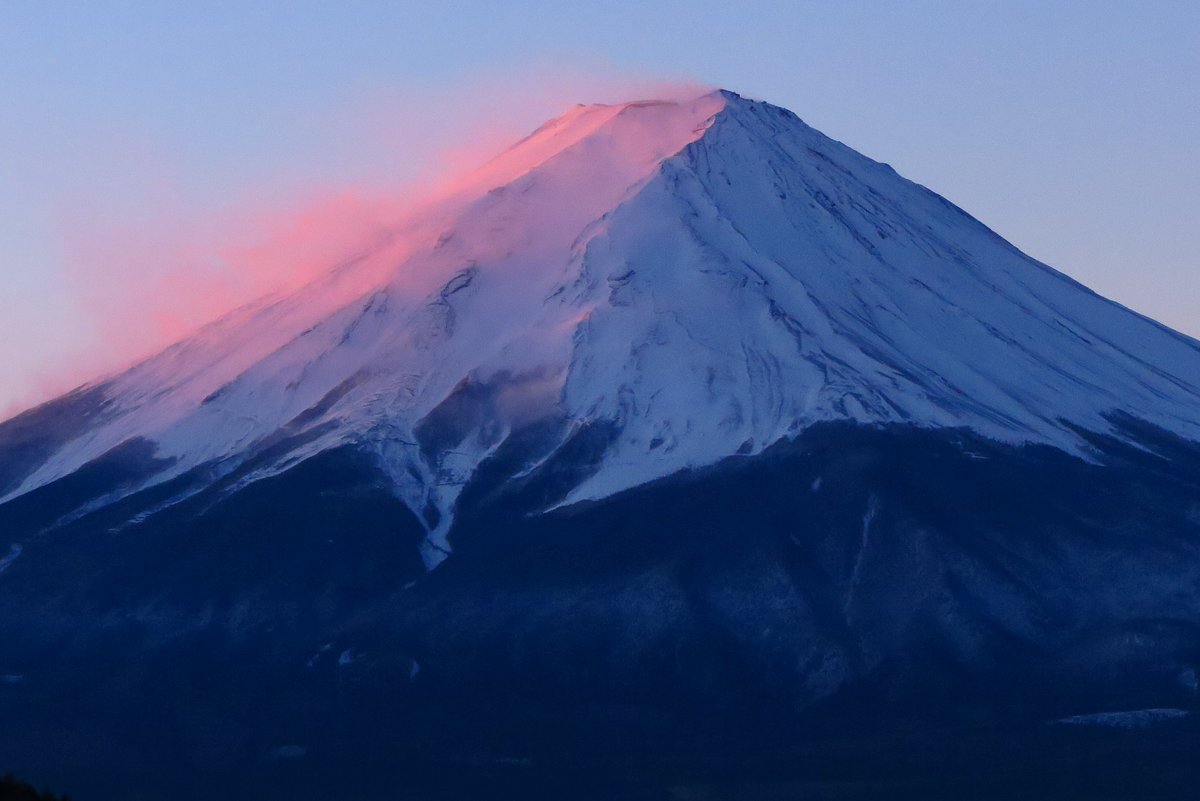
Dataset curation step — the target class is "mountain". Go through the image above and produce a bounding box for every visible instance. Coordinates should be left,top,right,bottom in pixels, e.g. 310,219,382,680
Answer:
2,90,1200,800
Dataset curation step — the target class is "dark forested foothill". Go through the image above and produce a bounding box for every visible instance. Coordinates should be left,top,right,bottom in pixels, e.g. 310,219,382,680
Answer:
0,775,69,801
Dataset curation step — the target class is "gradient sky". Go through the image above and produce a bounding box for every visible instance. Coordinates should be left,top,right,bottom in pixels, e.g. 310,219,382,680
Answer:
2,0,1197,415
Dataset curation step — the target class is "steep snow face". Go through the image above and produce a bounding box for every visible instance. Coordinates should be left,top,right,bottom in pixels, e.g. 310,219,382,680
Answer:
559,93,1200,500
4,91,1200,560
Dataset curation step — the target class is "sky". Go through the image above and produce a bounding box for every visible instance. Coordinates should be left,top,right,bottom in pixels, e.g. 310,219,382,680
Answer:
2,0,1198,416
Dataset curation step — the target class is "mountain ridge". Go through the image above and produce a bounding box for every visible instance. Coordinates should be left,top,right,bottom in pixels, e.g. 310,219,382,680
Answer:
3,89,1200,801
3,90,1200,568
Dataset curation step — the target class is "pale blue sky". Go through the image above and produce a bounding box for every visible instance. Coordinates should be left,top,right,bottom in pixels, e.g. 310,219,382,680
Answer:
2,1,1197,412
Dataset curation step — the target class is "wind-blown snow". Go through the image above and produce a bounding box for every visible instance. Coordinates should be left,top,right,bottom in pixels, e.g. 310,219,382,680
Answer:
5,90,1200,565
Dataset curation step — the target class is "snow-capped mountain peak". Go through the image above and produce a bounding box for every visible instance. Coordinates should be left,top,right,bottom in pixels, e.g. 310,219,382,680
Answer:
4,90,1200,566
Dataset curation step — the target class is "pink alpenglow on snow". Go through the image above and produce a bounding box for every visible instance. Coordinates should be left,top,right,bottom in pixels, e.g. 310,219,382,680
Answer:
1,94,727,544
2,86,718,420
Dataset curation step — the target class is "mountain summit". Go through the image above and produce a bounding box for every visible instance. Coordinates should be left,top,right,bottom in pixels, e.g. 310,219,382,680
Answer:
4,90,1198,564
3,91,1200,799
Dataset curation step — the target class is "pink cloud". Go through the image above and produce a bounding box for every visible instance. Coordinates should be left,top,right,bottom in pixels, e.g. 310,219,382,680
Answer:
1,64,709,421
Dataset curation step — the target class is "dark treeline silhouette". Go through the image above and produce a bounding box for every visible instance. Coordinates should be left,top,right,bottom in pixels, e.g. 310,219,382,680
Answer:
0,775,69,801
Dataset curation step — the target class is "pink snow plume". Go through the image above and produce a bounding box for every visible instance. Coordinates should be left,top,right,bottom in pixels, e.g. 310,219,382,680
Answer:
2,77,714,420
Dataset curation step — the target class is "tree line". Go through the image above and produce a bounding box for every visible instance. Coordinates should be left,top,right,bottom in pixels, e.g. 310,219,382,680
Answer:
0,774,70,801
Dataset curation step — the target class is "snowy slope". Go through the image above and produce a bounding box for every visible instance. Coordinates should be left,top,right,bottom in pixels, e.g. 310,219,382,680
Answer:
4,90,1200,564
557,94,1200,499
